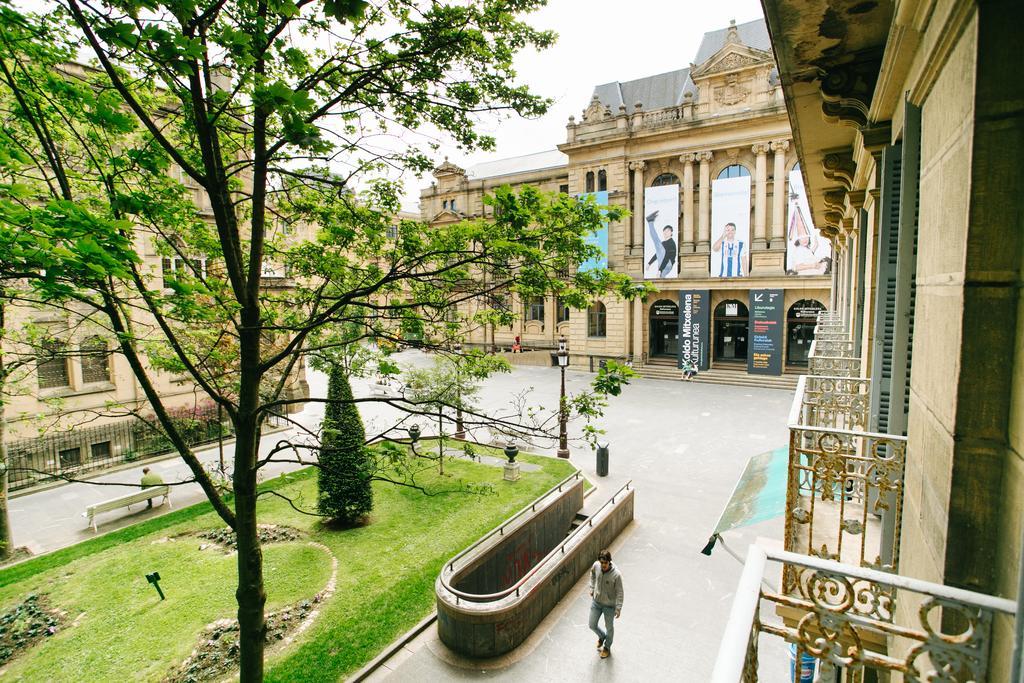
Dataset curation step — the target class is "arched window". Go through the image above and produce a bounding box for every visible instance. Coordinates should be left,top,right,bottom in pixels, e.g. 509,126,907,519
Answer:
597,170,607,192
786,299,826,365
587,302,607,338
713,299,749,363
442,200,448,210
585,171,595,193
450,198,456,211
80,336,111,384
718,165,751,179
652,173,680,187
557,298,570,323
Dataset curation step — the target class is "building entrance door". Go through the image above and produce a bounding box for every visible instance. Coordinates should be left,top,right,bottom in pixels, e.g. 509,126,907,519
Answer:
714,299,748,363
787,300,826,366
649,299,679,358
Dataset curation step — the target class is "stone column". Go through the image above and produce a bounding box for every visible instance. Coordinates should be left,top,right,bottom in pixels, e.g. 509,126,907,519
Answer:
696,151,713,253
631,298,643,364
680,154,695,252
629,161,645,251
771,139,789,247
752,142,769,249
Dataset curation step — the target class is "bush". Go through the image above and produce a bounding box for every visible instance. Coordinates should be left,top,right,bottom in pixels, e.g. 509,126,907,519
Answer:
317,365,373,525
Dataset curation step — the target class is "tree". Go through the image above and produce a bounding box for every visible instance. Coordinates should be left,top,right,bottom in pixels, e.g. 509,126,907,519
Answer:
317,364,371,525
0,1,646,679
403,347,510,474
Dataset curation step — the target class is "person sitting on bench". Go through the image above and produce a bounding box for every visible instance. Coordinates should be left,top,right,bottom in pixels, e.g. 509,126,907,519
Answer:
140,467,165,509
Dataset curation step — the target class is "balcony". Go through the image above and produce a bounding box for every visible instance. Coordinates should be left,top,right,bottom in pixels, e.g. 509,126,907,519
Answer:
710,315,1019,681
712,545,1016,682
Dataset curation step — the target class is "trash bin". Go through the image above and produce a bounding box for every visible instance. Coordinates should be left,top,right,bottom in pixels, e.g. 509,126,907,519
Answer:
596,442,609,477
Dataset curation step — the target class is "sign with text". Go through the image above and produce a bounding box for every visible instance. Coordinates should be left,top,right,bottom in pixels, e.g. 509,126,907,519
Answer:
748,289,784,375
678,289,710,371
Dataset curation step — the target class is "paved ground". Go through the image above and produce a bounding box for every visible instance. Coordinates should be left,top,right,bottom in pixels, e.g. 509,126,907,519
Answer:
9,351,795,680
362,353,794,682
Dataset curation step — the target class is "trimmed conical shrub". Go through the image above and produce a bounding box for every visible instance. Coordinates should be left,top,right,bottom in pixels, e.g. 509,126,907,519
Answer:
317,365,373,524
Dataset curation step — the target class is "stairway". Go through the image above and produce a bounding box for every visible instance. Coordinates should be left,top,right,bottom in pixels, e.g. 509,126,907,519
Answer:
637,357,800,391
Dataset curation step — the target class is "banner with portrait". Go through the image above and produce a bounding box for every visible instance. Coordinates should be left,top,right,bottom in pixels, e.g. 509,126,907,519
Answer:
711,175,751,278
786,169,831,275
642,184,679,279
578,190,609,272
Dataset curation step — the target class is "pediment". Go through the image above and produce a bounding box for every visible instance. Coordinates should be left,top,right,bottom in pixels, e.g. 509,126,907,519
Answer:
431,208,465,223
690,44,772,80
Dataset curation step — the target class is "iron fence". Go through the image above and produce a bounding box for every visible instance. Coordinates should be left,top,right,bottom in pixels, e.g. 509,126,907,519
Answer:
6,408,287,491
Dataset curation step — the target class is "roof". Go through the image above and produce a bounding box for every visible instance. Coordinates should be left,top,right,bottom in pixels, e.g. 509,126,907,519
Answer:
593,68,695,111
466,149,567,180
692,18,771,64
590,18,769,112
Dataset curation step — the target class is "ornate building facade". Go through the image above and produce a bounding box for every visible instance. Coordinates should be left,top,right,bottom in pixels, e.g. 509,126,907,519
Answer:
421,19,831,386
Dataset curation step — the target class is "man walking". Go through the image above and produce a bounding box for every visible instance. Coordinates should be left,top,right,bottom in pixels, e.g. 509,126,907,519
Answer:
588,548,623,659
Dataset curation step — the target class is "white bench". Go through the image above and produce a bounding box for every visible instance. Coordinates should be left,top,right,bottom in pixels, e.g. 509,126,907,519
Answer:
83,485,171,532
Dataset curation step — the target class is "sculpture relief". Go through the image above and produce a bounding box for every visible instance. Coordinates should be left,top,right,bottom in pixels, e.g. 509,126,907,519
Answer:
714,75,750,106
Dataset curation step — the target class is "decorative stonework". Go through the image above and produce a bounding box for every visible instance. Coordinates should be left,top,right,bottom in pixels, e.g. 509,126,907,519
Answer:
751,142,770,156
697,150,713,164
710,52,762,74
432,157,466,179
822,151,856,191
714,75,750,106
628,160,646,172
819,60,880,129
583,94,605,122
771,139,790,153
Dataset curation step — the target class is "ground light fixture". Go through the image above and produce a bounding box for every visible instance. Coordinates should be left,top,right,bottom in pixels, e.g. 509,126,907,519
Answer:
146,572,165,600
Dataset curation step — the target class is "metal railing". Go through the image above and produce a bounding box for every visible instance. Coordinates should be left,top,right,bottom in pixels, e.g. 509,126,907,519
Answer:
808,354,861,377
438,470,583,601
6,409,286,491
809,338,857,358
787,373,905,587
439,475,632,604
792,374,871,432
712,545,1017,683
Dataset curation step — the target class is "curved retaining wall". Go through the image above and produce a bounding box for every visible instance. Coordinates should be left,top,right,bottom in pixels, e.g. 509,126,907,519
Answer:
436,476,635,658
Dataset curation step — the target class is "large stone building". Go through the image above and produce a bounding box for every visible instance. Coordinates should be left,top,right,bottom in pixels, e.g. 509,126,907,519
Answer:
421,19,831,386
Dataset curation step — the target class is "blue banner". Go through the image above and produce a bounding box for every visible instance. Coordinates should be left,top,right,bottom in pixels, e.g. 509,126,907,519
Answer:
578,190,608,272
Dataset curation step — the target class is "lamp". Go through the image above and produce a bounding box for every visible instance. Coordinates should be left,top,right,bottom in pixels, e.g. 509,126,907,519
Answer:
556,335,570,458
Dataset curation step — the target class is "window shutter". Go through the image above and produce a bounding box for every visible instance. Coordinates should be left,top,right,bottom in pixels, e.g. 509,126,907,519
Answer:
869,143,902,433
887,101,922,437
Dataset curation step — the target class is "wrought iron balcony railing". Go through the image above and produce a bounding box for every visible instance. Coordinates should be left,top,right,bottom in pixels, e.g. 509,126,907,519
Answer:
808,338,857,358
787,375,904,583
808,354,861,377
711,545,1017,683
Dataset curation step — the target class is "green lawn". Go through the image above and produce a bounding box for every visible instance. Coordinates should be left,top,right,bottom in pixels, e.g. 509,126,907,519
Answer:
0,445,576,681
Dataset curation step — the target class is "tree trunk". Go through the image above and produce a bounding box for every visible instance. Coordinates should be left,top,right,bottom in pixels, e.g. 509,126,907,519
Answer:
233,414,266,682
234,314,267,682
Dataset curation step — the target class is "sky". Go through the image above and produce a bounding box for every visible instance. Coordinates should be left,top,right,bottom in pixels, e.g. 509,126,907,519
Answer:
406,0,767,210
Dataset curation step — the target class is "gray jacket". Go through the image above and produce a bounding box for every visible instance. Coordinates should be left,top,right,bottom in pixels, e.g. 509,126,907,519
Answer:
589,561,624,611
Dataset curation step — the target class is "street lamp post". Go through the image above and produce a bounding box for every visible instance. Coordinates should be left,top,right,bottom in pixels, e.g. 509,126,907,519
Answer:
556,335,570,458
453,342,465,440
